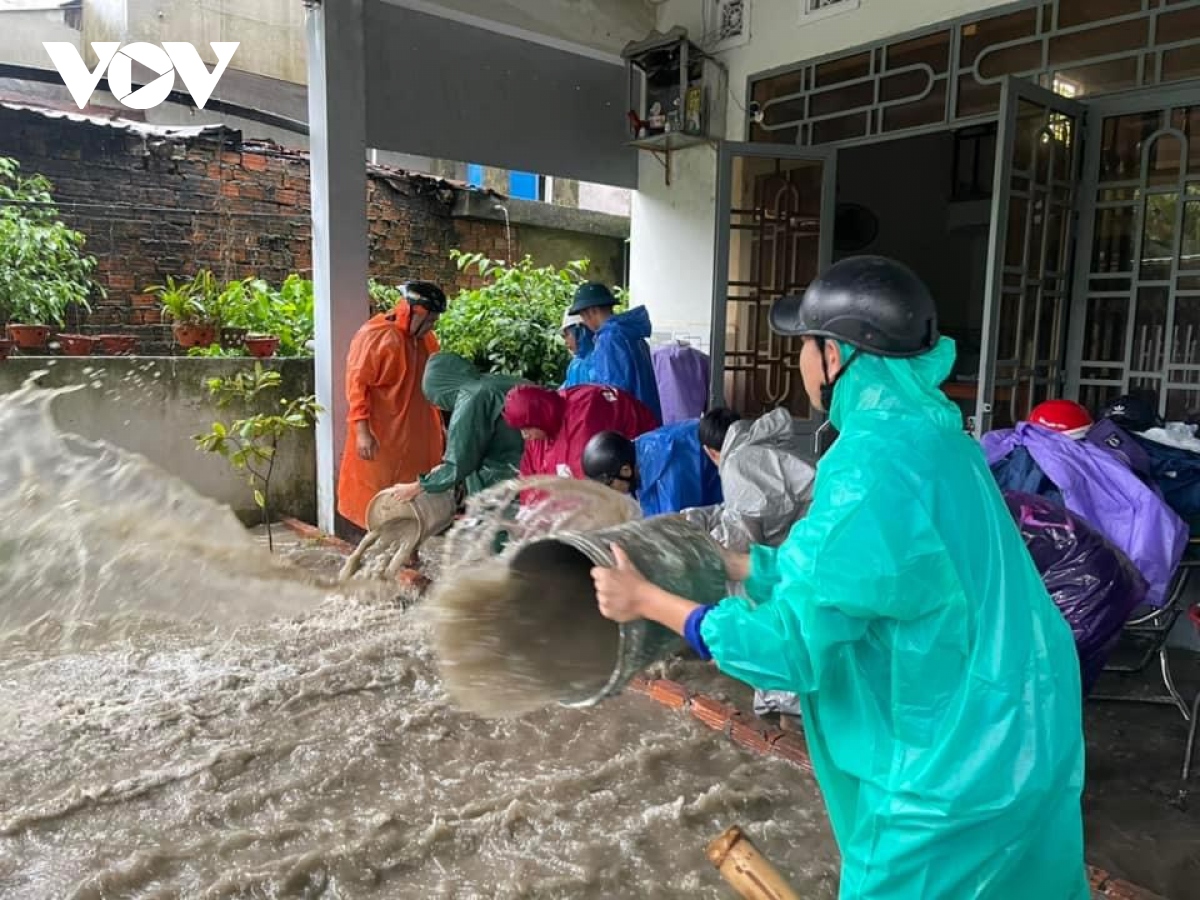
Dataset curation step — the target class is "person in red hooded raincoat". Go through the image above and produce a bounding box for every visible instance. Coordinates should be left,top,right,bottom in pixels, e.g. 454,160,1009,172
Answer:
502,383,658,479
336,282,447,532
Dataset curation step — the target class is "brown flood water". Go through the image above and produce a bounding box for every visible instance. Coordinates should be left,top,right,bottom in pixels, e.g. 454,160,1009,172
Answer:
0,599,840,899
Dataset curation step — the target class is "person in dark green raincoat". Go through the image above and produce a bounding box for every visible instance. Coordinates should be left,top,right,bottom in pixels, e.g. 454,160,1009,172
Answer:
385,353,525,502
591,256,1089,900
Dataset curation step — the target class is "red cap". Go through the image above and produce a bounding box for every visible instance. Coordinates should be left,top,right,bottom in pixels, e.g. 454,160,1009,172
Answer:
1028,399,1093,439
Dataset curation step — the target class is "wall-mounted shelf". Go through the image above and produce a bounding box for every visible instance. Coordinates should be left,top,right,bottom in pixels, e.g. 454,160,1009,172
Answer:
623,26,726,187
629,133,716,185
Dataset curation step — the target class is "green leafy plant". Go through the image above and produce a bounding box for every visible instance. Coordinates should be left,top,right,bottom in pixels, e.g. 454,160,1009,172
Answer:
0,156,100,327
187,343,244,358
194,362,322,550
437,251,590,385
369,278,402,314
147,272,218,325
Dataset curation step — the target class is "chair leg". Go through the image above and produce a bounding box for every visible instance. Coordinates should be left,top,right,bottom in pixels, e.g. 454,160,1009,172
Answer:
1183,690,1200,781
1160,647,1192,721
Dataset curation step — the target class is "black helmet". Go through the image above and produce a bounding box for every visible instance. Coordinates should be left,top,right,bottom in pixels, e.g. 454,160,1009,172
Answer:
1099,393,1163,433
769,255,938,357
402,281,448,314
581,431,637,485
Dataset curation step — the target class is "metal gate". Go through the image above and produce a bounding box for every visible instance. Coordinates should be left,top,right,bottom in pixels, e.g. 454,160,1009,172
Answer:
975,76,1085,436
1068,84,1200,422
710,141,836,434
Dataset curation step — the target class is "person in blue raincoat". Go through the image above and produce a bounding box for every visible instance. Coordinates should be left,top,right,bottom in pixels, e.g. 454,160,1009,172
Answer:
560,311,594,388
568,282,663,423
581,423,721,517
590,256,1089,900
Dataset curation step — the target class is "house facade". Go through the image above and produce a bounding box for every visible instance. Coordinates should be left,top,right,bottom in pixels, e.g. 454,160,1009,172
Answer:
631,0,1200,439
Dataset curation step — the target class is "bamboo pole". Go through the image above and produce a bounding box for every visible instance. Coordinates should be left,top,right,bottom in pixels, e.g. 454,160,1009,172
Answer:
706,825,802,900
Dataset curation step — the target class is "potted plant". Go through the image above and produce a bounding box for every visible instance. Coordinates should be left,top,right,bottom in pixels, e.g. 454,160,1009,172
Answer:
214,277,254,350
148,273,218,349
56,334,96,356
244,334,280,358
96,334,139,355
0,157,99,352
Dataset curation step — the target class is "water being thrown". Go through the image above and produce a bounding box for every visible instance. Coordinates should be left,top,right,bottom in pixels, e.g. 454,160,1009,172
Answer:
0,378,328,637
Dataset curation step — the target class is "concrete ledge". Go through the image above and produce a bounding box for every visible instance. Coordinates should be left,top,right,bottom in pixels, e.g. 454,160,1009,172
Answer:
452,190,631,239
0,356,317,522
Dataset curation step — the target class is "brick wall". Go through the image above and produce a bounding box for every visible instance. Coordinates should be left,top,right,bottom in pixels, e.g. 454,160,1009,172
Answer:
0,106,529,353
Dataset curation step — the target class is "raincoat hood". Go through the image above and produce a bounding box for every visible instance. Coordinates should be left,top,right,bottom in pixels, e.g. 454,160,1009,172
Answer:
503,385,565,437
720,406,793,463
422,353,480,411
601,305,653,341
828,336,961,432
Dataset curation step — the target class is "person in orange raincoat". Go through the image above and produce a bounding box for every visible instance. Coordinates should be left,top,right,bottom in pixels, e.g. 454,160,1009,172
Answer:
336,281,448,531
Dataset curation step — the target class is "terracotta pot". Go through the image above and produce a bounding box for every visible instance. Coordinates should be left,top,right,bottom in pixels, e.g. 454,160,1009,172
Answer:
6,324,51,352
220,326,249,350
57,334,97,357
173,322,218,349
0,338,11,362
97,334,139,356
244,335,280,358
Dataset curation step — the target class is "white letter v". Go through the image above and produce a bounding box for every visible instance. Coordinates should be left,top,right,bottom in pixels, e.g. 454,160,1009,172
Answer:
164,42,239,110
43,42,120,110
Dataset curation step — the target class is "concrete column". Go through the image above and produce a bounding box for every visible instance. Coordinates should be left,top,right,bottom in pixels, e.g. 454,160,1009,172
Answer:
306,0,369,534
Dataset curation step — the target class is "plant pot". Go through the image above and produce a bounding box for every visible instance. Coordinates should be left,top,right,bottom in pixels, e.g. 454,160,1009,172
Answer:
244,335,280,358
173,322,218,349
6,324,51,352
57,334,97,356
97,334,139,356
0,338,11,362
220,326,249,350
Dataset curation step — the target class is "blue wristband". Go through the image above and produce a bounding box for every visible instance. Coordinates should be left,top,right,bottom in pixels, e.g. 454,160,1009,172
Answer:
684,605,715,661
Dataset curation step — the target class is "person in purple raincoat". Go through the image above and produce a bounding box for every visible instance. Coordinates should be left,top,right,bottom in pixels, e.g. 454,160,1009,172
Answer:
652,341,710,425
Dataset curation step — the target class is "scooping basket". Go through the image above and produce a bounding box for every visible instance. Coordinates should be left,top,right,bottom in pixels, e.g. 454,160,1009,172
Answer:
429,477,728,715
339,489,457,581
511,515,729,707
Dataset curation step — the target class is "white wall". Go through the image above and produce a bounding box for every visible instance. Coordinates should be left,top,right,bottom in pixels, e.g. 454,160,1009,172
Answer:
629,145,718,351
0,4,78,70
630,0,1013,350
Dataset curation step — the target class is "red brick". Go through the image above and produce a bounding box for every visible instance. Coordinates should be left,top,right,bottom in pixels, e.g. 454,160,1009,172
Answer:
220,182,240,199
648,679,690,710
241,153,269,172
690,694,737,731
771,733,813,770
727,713,783,756
276,189,299,206
627,676,651,695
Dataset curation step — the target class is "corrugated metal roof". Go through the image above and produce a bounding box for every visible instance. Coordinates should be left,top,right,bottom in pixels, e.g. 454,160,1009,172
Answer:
0,100,234,141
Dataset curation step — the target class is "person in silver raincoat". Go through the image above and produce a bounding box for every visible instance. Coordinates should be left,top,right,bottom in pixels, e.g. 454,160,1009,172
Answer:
684,407,816,552
682,406,817,718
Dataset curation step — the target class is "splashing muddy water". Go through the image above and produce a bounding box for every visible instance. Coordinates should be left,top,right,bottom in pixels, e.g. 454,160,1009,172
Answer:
0,383,839,898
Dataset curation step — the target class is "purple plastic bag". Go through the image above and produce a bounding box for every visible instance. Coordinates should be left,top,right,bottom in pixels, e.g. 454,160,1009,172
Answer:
983,422,1187,607
1003,491,1147,695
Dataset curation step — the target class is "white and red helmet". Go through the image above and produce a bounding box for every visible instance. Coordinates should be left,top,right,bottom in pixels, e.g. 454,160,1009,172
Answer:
1028,399,1093,439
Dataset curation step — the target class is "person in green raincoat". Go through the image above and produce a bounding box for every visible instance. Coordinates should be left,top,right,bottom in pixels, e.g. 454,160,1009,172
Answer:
591,256,1089,900
385,353,525,503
